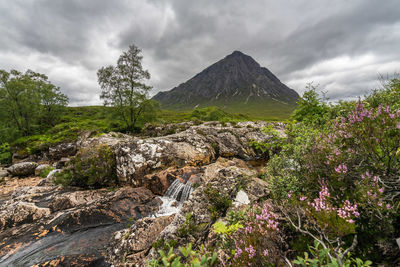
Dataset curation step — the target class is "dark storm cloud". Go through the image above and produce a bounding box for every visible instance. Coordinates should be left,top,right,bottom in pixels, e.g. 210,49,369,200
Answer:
0,0,399,105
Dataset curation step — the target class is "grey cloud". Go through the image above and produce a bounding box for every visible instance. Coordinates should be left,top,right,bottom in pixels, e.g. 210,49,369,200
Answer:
0,0,399,105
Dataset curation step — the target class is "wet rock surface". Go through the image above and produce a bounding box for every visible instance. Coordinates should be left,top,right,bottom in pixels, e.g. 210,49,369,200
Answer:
0,184,161,266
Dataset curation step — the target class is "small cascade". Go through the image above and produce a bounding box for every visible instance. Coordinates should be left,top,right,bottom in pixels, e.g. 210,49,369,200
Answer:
180,181,193,202
155,179,194,217
165,179,183,201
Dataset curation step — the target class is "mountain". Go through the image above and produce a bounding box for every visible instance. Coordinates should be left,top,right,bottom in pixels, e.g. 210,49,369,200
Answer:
152,51,299,118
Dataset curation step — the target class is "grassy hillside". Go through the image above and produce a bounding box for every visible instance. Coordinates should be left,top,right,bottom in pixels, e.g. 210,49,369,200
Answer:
159,99,296,121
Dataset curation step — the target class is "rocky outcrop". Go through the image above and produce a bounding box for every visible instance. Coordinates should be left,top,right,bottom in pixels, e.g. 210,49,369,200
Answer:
107,215,175,266
0,185,161,266
49,142,77,160
115,121,281,188
7,162,38,177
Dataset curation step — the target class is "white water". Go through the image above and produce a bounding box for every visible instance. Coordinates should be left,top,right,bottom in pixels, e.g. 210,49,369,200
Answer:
154,179,193,217
47,169,61,179
155,196,183,217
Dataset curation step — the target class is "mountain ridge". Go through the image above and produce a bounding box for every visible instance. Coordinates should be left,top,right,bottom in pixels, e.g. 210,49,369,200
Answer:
152,51,299,116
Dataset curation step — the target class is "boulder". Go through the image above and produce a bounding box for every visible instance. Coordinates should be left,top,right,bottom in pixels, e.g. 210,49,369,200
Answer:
107,215,175,266
49,142,77,160
7,162,38,177
34,164,51,176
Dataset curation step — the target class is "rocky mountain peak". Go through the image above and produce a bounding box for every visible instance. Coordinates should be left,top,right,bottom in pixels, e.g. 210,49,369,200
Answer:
152,51,299,111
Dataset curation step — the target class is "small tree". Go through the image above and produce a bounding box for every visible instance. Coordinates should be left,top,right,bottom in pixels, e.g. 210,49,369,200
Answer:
291,83,329,126
0,69,68,138
97,44,157,132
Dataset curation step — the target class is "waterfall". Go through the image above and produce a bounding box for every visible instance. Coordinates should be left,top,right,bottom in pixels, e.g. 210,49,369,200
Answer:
164,179,193,201
155,179,194,217
180,181,193,202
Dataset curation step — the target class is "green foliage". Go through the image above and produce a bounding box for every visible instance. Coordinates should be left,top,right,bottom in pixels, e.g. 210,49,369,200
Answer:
263,79,400,264
293,241,372,267
0,142,11,165
98,44,159,132
365,76,400,109
203,185,232,221
39,166,54,178
189,106,248,122
249,124,286,156
54,144,117,188
0,69,68,139
212,220,243,235
177,213,200,238
261,123,320,200
291,83,330,126
148,243,217,267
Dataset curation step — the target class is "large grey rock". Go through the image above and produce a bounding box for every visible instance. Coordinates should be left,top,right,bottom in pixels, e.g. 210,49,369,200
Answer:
7,162,38,177
107,215,175,266
49,142,77,160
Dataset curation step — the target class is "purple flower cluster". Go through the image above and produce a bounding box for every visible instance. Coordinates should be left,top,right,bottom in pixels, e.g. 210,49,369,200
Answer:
232,203,280,265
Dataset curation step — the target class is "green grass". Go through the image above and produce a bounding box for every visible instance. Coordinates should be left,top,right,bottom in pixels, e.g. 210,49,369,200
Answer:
6,103,293,158
159,99,297,121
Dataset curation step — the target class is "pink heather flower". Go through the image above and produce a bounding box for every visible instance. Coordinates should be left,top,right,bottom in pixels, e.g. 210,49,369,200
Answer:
386,204,391,209
347,219,355,223
287,190,293,198
389,113,395,119
378,202,383,207
397,123,400,129
335,164,348,174
385,105,390,113
245,245,256,259
263,249,269,257
378,188,384,193
300,196,307,201
245,225,253,234
235,247,243,259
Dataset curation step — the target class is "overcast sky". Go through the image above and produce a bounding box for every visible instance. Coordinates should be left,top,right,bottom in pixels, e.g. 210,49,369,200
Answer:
1,0,399,106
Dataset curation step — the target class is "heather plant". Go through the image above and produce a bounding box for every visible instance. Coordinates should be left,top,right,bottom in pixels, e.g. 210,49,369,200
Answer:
262,84,400,263
219,203,285,266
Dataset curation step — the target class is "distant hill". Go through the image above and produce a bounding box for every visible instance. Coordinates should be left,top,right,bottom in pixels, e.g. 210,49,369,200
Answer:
152,51,299,119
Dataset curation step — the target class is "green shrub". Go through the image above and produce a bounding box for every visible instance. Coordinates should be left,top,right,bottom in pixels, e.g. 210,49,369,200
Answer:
0,142,11,165
203,185,232,221
39,166,54,178
177,213,200,238
294,240,372,267
148,243,217,267
54,144,117,188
